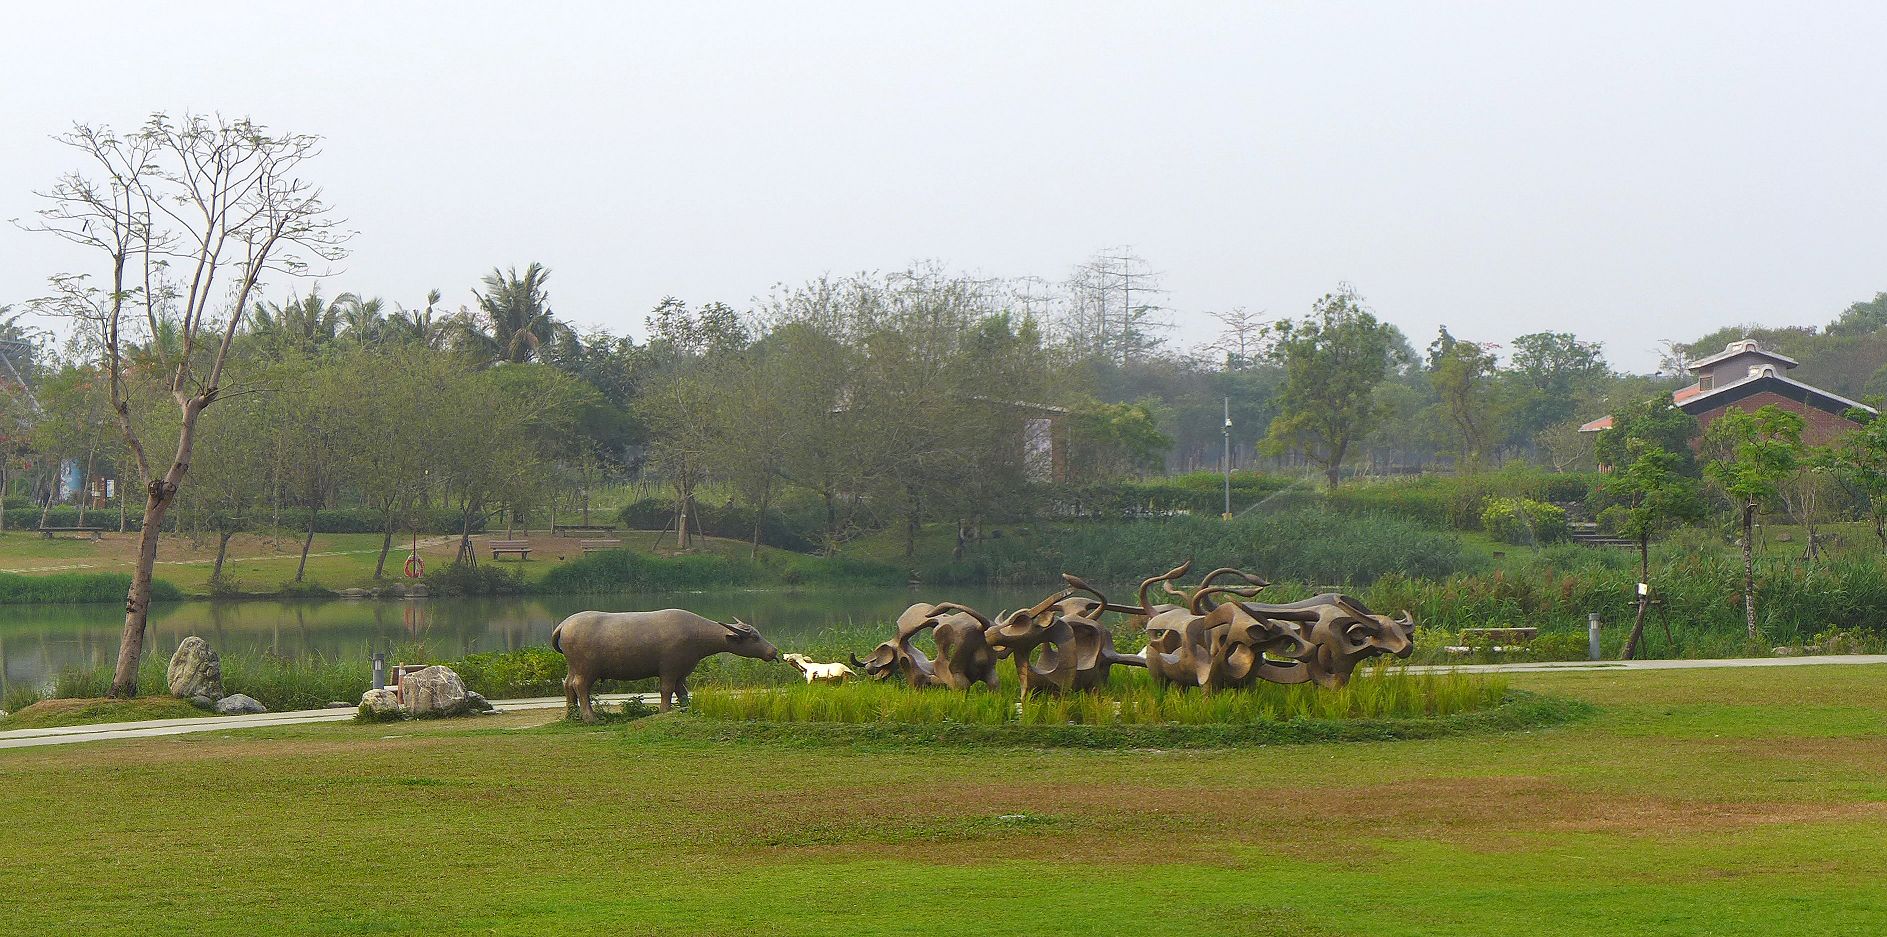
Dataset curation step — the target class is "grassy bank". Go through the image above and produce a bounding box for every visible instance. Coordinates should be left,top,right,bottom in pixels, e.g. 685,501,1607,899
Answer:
5,665,1887,934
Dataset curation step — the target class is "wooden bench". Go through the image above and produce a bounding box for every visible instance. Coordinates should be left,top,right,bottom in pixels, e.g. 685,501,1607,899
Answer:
39,526,104,541
488,539,533,560
579,539,623,554
553,524,617,537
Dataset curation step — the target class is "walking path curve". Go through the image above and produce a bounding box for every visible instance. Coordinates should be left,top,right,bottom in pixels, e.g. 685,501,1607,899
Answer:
0,693,653,750
3,655,1882,751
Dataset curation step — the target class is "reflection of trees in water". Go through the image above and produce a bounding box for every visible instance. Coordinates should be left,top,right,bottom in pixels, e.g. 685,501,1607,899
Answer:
0,588,1051,689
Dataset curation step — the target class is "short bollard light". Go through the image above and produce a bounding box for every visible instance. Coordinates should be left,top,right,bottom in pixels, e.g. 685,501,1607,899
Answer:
372,652,387,690
1588,613,1602,661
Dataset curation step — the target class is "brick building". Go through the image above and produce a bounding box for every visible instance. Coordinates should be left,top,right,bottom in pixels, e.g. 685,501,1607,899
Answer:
1580,338,1876,446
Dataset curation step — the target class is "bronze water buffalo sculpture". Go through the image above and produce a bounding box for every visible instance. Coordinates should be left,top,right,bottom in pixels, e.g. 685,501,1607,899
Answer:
552,608,780,720
848,564,1416,696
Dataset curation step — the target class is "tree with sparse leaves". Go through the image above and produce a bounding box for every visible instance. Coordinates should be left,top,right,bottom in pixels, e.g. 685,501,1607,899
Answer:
1703,405,1806,641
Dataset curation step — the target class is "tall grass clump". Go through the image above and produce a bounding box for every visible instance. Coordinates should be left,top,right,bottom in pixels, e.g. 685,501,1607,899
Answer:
0,572,184,605
693,665,1506,727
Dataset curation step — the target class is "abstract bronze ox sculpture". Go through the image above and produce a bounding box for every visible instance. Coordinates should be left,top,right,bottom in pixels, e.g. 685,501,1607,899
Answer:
858,563,1415,695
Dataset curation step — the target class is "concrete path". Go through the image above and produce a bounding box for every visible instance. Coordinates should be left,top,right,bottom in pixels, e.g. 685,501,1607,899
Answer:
4,654,1883,751
0,693,654,751
1404,653,1887,675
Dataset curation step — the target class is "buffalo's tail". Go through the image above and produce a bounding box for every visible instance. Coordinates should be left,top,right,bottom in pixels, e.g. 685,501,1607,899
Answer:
551,622,564,655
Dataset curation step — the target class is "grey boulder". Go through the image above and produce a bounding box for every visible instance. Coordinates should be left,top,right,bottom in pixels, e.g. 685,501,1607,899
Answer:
399,665,480,717
167,637,224,700
213,693,267,715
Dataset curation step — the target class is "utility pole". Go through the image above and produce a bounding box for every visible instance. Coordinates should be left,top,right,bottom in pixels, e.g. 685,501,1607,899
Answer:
1222,396,1233,521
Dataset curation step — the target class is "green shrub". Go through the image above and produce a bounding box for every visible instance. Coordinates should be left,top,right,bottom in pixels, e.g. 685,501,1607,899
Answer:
617,499,815,551
922,505,1475,585
423,562,525,596
1481,498,1569,545
536,549,759,593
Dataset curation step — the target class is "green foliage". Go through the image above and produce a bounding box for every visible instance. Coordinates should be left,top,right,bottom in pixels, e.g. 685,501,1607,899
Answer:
423,562,526,596
0,571,183,605
1480,497,1568,545
1597,445,1705,551
1063,397,1173,483
923,504,1474,585
1325,467,1596,531
1596,396,1698,472
618,498,815,551
452,646,567,698
537,549,760,592
1262,286,1408,486
1704,405,1806,507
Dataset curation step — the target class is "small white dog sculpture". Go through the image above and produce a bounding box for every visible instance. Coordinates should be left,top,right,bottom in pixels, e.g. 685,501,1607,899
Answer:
782,653,856,684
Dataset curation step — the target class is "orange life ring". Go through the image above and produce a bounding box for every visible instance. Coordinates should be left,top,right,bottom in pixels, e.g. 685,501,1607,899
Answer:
403,554,424,578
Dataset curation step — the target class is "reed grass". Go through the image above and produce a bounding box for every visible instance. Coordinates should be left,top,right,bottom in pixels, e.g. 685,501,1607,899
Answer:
692,663,1506,727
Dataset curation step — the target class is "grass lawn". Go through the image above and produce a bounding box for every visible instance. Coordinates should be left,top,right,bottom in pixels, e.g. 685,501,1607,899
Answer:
3,664,1886,935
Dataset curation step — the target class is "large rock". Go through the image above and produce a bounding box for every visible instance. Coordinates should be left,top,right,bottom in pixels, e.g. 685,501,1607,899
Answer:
359,688,401,717
213,693,267,715
167,637,224,700
399,665,478,717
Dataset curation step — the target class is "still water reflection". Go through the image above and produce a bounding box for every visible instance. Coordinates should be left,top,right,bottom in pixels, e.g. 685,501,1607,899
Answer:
0,586,1045,693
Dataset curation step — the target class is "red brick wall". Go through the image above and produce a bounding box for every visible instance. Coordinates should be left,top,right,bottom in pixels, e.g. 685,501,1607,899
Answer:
1689,390,1861,447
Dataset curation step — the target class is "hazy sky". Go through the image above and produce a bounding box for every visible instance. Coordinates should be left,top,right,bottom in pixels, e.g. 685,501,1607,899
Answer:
4,1,1885,372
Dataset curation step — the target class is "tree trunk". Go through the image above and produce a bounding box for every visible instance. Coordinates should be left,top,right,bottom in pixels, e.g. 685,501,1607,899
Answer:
457,510,476,566
0,461,7,532
750,486,770,562
1622,536,1650,660
118,459,129,532
374,524,395,580
822,489,838,557
1741,500,1758,640
212,529,234,579
77,445,98,527
1873,511,1885,549
674,486,692,552
295,507,318,582
111,461,188,698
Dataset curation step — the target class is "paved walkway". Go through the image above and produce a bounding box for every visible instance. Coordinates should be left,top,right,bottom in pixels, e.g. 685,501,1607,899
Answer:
0,693,653,750
3,655,1882,751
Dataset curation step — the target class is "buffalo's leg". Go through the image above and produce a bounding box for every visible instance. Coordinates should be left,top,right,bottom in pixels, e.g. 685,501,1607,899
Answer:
658,678,675,712
563,673,579,719
674,676,690,708
575,673,599,723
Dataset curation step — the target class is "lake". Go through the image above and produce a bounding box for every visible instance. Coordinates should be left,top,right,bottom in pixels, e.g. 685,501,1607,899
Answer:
0,586,1048,694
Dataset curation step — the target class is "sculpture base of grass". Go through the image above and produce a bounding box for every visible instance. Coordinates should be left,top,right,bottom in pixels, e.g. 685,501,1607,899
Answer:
682,666,1586,749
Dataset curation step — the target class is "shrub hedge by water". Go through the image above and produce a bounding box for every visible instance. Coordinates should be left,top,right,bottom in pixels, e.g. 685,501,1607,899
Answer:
923,504,1474,585
0,572,183,605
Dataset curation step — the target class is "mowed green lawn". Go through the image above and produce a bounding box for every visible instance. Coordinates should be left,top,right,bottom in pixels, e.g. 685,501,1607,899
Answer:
4,665,1887,936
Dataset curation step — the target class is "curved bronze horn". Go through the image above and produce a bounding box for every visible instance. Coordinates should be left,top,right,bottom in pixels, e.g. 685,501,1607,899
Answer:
1137,560,1194,616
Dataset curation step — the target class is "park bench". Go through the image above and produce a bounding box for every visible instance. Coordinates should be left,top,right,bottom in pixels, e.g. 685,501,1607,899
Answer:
553,524,616,537
579,539,623,554
488,539,533,560
1445,626,1539,655
38,526,104,541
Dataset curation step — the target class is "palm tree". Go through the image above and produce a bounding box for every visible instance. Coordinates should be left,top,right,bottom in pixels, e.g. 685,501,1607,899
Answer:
461,263,569,364
389,289,450,349
334,293,389,345
249,289,341,353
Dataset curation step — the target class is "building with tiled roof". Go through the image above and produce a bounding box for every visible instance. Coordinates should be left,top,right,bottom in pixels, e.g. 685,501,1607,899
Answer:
1580,338,1875,445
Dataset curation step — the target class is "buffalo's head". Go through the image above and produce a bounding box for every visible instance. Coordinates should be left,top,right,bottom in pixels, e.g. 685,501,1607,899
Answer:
722,618,780,661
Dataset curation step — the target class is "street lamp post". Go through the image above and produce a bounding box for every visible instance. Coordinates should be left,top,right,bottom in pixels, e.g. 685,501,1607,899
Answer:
1222,396,1233,521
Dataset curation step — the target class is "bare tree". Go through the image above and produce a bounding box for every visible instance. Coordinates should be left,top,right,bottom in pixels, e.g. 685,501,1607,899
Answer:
26,114,347,697
1060,247,1170,365
1202,306,1270,368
